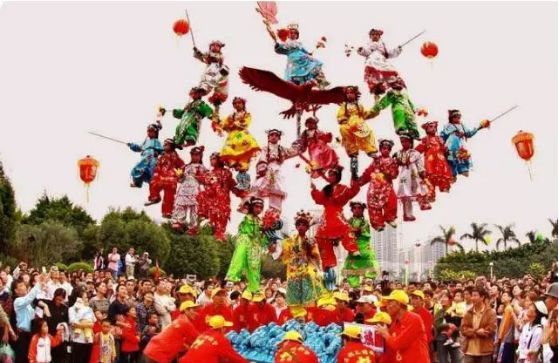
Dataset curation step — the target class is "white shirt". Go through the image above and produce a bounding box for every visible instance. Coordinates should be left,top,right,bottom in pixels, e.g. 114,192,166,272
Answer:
196,293,213,306
34,336,53,363
125,253,136,267
153,292,176,329
517,322,544,362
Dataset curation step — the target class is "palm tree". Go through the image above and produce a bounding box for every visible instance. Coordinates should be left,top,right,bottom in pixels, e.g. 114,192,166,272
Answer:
526,230,538,244
429,225,464,256
495,224,520,250
549,218,558,240
460,222,492,253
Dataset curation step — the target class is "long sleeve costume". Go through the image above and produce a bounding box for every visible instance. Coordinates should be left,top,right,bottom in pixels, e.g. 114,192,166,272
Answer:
394,148,430,220
359,155,399,230
336,102,378,156
358,39,402,94
274,40,324,85
129,138,163,187
193,50,229,104
294,128,339,178
371,89,420,139
281,234,323,306
416,134,453,193
215,111,260,171
171,162,207,228
343,216,379,287
226,214,268,293
148,150,185,217
172,100,213,146
440,122,482,176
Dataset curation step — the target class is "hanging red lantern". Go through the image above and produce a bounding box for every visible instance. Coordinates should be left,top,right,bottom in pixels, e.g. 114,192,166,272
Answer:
173,19,190,36
421,41,439,59
78,155,99,202
512,131,535,180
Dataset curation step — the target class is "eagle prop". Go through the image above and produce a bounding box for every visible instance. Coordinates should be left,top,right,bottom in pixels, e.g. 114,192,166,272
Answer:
239,67,346,118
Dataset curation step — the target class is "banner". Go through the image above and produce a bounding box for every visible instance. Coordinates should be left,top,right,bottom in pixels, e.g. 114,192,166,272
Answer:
343,323,385,353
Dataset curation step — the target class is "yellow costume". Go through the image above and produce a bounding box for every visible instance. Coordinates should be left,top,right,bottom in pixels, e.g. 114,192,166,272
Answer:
215,111,260,171
336,102,378,156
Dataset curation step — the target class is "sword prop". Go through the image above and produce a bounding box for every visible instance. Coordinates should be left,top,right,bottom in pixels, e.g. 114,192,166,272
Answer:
88,131,128,145
185,8,197,48
489,105,518,123
399,30,426,48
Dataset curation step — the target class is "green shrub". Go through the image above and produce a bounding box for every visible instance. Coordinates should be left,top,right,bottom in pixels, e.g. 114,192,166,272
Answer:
67,262,93,273
54,263,68,272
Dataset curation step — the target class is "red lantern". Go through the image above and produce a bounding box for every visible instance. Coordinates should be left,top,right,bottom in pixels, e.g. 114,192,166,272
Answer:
173,19,190,36
512,130,535,180
277,28,289,42
421,41,439,59
78,155,99,202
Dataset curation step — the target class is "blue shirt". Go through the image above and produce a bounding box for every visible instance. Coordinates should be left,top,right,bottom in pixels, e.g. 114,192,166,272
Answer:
14,283,41,332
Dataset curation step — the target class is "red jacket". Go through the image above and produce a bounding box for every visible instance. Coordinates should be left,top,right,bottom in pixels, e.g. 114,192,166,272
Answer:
385,311,430,363
337,341,377,363
277,308,293,326
143,315,200,363
233,303,252,332
179,329,248,363
307,307,337,327
121,316,140,353
199,303,234,331
28,333,62,363
413,306,434,343
275,341,319,363
334,307,355,325
248,303,277,332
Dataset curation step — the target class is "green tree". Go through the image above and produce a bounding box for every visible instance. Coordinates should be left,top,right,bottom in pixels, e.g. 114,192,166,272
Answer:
461,222,492,253
549,218,558,240
11,222,82,267
526,230,539,244
429,226,464,256
0,161,17,255
495,224,520,250
527,262,546,279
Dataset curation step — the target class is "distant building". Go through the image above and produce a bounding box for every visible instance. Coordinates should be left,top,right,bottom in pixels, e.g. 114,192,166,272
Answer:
372,225,400,277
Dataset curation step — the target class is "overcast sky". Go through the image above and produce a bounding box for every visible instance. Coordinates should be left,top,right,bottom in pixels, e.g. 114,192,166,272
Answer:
0,1,557,252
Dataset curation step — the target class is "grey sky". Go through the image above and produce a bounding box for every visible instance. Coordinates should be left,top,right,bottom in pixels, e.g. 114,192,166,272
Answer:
0,1,556,252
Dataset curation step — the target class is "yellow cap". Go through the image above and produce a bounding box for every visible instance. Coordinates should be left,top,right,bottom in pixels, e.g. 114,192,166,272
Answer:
178,285,197,296
283,330,303,342
179,300,199,312
252,292,266,302
241,290,253,300
382,289,409,305
290,306,307,319
366,311,392,325
411,290,425,300
211,288,227,298
333,291,350,302
317,296,336,308
208,315,233,329
340,325,362,339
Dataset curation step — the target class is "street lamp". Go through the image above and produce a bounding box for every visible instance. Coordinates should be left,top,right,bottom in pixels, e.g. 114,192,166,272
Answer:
489,262,494,280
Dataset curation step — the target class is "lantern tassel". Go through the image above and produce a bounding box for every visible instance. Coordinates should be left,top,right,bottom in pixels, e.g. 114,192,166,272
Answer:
526,161,533,181
86,184,90,203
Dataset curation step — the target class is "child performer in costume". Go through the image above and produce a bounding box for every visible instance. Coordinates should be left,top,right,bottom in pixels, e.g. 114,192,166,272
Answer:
416,121,453,196
171,146,207,231
293,117,339,179
196,153,245,241
252,129,298,211
359,139,399,231
337,86,378,177
193,40,229,107
279,211,323,306
357,28,403,95
343,202,379,288
226,197,268,293
169,87,214,147
145,139,185,219
212,97,260,192
311,166,360,291
440,109,491,178
394,133,431,222
128,119,163,188
370,77,421,139
273,23,329,88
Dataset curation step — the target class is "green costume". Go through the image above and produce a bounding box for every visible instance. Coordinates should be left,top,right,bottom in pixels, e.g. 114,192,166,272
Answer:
172,100,213,145
226,214,268,293
343,216,379,288
371,89,419,139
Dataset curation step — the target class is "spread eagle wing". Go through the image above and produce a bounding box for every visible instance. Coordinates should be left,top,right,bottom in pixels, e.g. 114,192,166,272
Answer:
239,67,302,102
307,86,346,105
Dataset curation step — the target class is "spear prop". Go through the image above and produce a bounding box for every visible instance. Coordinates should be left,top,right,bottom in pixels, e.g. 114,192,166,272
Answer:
489,105,518,123
185,8,197,48
88,131,128,145
399,30,426,48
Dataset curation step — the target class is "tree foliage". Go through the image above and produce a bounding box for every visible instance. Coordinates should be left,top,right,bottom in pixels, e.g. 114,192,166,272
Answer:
460,222,492,253
0,161,17,255
495,224,520,250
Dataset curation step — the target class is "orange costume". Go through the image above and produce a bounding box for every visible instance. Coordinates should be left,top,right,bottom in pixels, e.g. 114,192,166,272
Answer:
275,341,320,363
143,315,200,363
179,329,248,363
385,311,430,363
337,341,377,363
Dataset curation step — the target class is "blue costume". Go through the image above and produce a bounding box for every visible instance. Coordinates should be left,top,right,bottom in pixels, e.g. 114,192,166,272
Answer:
274,40,324,85
440,122,481,177
129,129,163,187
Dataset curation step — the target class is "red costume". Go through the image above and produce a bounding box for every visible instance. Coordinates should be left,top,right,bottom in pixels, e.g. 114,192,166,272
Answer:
197,160,243,240
277,308,293,325
199,303,234,331
385,311,430,363
179,329,248,363
307,307,337,327
334,307,355,325
121,315,140,354
413,306,434,344
360,152,399,231
148,147,185,217
415,122,453,196
143,315,200,363
275,341,320,363
337,341,377,363
248,302,277,332
296,123,340,179
233,303,252,332
311,181,360,269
